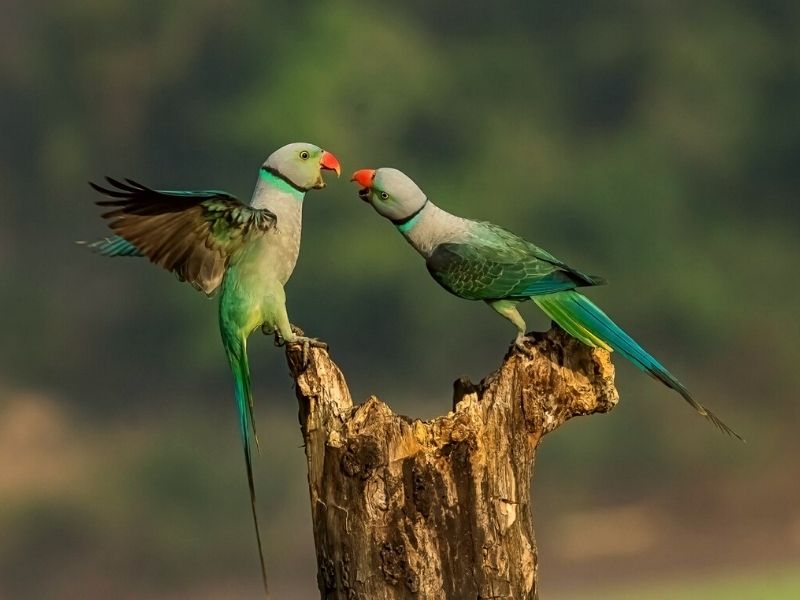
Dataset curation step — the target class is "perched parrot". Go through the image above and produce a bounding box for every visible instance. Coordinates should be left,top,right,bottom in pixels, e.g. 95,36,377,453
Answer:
351,167,741,440
85,142,341,595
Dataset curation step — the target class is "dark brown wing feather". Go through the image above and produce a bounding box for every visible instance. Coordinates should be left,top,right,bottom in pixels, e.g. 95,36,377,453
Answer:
90,178,276,295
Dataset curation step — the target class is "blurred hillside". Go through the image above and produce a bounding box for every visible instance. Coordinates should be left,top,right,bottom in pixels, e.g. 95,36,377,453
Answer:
1,1,798,598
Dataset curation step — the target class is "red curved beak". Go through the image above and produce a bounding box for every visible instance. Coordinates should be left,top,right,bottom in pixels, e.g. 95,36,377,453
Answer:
350,169,376,188
320,150,341,177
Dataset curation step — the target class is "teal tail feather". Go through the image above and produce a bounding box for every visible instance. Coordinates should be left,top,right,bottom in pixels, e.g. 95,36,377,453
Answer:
533,290,742,441
221,330,270,597
77,235,144,257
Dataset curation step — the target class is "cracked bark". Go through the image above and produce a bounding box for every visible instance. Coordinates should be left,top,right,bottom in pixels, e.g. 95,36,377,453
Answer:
285,326,619,600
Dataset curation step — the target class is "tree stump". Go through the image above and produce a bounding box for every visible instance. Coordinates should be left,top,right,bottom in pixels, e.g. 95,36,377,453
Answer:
285,327,619,600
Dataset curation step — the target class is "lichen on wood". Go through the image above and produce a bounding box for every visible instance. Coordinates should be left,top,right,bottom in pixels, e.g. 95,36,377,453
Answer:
286,327,618,600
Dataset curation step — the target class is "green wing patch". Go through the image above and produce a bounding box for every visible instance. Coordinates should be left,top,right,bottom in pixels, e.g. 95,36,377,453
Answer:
426,222,603,301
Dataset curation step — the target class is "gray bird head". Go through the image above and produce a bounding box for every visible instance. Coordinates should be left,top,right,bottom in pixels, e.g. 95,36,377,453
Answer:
262,142,341,191
350,167,427,222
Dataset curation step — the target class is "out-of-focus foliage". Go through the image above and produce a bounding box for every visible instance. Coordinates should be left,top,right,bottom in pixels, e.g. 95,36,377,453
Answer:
1,0,798,597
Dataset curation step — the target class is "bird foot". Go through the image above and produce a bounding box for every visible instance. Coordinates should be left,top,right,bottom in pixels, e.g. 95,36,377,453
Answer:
268,327,286,347
269,324,307,347
513,333,535,357
288,335,328,367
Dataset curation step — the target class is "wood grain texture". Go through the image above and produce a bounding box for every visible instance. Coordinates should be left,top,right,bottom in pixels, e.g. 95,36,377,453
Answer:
286,327,618,600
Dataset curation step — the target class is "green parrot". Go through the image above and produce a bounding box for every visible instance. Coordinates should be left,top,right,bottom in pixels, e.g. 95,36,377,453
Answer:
351,167,741,440
86,142,341,595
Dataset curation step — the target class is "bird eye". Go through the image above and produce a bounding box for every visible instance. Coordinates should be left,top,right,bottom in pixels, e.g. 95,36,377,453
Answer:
380,191,389,200
299,151,309,160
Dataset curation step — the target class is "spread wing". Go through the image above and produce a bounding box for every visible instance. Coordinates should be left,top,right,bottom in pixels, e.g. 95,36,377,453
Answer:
426,222,604,301
90,178,276,295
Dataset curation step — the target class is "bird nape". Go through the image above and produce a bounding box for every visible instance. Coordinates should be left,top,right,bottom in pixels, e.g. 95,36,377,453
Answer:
84,142,341,596
351,167,742,441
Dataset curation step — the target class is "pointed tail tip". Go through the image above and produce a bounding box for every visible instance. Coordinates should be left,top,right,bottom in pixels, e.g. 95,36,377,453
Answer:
703,409,746,443
257,559,270,598
655,373,744,443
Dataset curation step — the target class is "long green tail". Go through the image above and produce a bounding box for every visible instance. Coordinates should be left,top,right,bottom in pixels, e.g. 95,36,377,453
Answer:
533,290,742,440
221,330,269,596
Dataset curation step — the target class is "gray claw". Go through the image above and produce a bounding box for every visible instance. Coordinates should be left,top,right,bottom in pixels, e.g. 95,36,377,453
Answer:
262,324,285,346
289,335,328,368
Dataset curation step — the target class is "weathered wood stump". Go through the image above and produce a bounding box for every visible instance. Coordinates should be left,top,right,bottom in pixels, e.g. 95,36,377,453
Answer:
285,327,618,600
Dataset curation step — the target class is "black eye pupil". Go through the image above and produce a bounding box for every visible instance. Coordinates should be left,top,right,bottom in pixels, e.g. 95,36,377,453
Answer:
300,151,309,159
381,192,388,199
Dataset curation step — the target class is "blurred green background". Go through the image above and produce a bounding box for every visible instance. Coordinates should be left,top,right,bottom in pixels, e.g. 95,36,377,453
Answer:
1,1,799,598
